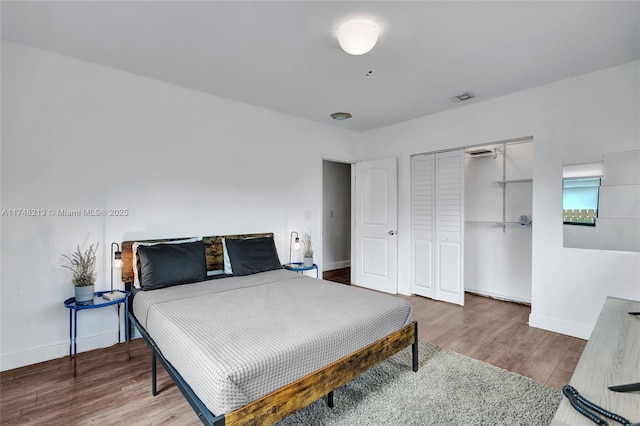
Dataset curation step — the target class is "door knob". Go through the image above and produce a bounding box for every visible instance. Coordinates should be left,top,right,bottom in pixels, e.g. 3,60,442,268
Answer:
388,230,396,235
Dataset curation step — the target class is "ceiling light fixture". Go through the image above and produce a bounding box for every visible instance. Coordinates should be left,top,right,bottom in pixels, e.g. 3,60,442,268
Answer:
337,20,379,55
330,112,352,121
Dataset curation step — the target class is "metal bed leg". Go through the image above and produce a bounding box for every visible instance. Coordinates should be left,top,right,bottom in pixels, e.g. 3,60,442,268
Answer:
412,322,419,372
327,391,334,408
152,350,158,396
130,313,221,423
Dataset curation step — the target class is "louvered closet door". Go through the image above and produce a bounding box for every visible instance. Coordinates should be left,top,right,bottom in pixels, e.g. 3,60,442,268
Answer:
411,154,435,298
435,150,464,306
411,150,464,305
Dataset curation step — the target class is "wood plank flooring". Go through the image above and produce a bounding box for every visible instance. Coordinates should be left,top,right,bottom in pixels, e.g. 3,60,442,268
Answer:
323,267,586,390
1,268,585,425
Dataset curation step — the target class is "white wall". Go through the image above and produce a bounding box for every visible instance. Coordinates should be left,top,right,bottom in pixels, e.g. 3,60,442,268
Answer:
2,39,638,371
358,60,640,339
322,160,351,271
0,41,359,370
464,141,533,303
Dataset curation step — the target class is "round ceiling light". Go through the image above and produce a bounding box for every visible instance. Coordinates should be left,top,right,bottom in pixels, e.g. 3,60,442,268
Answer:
337,20,379,55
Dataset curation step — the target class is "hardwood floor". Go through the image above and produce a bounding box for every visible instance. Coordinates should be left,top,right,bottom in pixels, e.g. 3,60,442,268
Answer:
321,267,585,390
322,267,352,285
1,268,585,425
397,292,585,390
1,340,196,425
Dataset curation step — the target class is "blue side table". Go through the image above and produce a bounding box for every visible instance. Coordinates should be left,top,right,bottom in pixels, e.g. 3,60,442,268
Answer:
63,290,131,377
284,262,319,278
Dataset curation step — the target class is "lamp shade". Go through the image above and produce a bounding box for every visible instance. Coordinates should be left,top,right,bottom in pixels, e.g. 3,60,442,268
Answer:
337,20,379,55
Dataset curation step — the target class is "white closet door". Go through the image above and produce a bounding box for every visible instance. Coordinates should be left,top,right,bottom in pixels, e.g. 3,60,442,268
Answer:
411,154,435,298
435,150,465,306
411,150,464,306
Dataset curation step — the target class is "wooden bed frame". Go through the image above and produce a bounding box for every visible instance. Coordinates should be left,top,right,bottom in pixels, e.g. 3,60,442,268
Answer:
122,233,419,426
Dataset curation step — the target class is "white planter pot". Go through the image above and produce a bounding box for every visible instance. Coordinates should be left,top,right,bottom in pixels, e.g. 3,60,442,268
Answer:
303,257,313,267
74,285,95,304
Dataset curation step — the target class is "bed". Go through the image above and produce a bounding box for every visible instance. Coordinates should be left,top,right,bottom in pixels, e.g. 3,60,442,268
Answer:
123,233,418,425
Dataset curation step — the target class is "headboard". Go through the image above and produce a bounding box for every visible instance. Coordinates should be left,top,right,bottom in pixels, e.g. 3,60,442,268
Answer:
121,233,274,284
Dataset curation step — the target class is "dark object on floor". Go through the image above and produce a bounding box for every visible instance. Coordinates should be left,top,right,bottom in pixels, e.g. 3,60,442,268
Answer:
608,382,640,393
562,385,634,425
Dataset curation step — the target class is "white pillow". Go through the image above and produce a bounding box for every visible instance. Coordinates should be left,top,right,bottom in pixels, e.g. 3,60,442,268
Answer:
132,237,203,288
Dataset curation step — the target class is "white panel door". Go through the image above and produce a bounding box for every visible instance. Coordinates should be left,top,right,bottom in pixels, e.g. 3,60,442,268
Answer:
355,157,398,294
435,150,465,306
411,154,435,298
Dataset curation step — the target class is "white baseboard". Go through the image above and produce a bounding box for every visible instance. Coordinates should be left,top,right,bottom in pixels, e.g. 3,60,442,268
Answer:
465,288,531,305
323,260,350,271
1,331,123,372
397,283,412,295
528,313,592,340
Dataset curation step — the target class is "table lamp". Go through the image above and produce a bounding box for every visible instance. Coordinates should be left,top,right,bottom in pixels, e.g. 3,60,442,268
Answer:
103,242,126,301
288,231,301,265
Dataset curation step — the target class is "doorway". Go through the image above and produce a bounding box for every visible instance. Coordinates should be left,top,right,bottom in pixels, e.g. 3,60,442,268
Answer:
322,160,352,275
464,138,534,303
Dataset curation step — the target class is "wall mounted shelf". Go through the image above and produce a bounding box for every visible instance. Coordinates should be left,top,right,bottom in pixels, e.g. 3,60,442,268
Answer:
496,140,534,232
495,179,533,186
496,221,532,227
465,220,531,226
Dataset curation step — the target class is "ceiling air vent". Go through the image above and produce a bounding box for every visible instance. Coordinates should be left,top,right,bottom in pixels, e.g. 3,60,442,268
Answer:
330,112,352,121
450,92,475,103
465,148,497,158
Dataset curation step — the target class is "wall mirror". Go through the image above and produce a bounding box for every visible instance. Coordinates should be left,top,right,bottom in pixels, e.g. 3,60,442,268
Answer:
562,150,640,252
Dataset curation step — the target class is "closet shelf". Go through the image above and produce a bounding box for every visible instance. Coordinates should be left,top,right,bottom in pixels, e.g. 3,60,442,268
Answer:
466,220,531,226
495,179,533,186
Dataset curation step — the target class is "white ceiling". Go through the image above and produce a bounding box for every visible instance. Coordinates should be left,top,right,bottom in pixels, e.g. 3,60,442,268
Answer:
2,1,639,133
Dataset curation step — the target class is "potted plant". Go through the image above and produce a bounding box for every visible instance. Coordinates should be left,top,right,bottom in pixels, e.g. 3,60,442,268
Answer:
62,243,98,304
301,232,313,267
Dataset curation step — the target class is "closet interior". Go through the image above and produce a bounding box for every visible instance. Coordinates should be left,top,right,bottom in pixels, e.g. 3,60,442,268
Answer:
410,138,533,306
464,138,533,304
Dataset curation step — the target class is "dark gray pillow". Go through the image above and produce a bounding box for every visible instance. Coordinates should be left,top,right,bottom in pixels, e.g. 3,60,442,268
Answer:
225,237,282,276
137,240,207,290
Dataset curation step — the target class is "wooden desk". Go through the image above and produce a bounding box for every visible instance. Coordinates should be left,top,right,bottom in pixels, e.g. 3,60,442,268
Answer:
551,297,640,425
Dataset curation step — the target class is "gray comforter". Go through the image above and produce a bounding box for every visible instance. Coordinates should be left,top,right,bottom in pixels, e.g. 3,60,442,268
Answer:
132,269,412,415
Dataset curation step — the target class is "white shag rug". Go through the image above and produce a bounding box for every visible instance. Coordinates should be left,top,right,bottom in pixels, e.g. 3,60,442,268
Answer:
278,341,561,426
